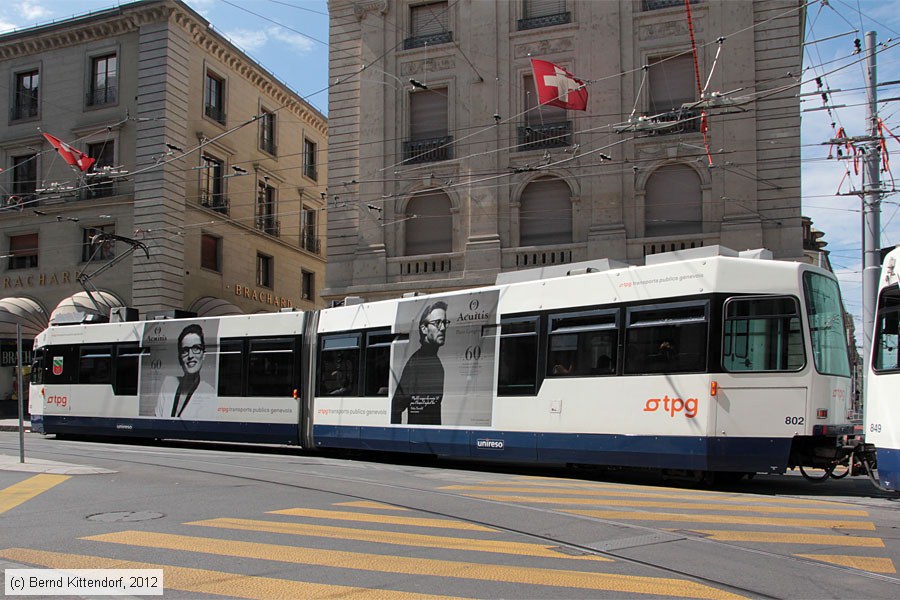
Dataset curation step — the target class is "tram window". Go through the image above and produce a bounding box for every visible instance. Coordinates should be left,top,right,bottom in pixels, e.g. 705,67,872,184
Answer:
248,337,296,397
114,345,143,395
319,333,360,396
624,302,708,375
30,349,45,385
723,296,804,372
78,344,112,384
803,272,852,377
498,317,539,395
873,286,900,371
218,339,244,396
364,330,393,396
42,345,78,384
546,310,618,377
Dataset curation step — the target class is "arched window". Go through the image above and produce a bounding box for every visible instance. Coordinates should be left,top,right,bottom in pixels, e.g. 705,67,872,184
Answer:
519,177,572,246
405,190,452,255
644,164,702,237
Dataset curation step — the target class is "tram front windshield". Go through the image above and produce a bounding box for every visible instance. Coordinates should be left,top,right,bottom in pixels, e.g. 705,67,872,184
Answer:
803,271,851,377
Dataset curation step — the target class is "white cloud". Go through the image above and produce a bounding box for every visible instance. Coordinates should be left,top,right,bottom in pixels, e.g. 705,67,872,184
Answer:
222,26,316,55
224,28,268,52
17,1,50,22
268,28,315,54
0,19,18,33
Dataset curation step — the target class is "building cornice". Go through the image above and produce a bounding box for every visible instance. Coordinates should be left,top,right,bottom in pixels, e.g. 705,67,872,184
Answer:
171,10,327,136
0,0,326,137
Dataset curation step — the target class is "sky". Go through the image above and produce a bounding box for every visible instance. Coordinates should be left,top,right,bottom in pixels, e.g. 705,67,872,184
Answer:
2,0,899,349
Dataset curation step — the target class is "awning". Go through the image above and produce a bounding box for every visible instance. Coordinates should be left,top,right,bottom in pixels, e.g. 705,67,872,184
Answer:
50,291,123,323
188,296,244,318
0,297,49,337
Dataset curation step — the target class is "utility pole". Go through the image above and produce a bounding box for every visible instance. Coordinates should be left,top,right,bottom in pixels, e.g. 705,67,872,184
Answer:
862,30,882,373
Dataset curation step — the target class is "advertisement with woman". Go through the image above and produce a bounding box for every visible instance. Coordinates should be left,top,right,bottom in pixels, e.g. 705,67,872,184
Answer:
138,320,220,420
390,290,499,427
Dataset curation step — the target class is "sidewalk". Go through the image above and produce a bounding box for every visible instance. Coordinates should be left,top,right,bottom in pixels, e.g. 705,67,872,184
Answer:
0,417,30,433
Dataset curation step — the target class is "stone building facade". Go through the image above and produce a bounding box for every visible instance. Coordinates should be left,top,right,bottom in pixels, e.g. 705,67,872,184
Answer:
0,0,327,409
324,0,805,302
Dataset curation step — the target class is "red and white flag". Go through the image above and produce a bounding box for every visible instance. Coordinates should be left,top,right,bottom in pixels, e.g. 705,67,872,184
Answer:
43,133,96,172
530,59,588,111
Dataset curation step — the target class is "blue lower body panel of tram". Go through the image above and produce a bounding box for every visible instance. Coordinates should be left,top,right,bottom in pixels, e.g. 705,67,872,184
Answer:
314,425,792,473
876,447,900,491
37,415,299,445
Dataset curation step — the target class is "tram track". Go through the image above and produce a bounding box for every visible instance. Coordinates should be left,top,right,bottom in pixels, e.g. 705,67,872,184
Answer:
4,436,900,599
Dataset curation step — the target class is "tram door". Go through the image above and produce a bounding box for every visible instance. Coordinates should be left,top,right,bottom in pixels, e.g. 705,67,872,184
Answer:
716,295,808,437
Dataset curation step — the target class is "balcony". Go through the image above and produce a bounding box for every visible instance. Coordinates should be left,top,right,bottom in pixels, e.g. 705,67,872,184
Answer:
388,252,463,282
301,235,321,255
11,100,38,121
643,0,701,10
204,103,226,124
79,180,117,200
86,85,118,107
517,11,570,31
200,194,229,215
403,136,453,164
255,214,280,237
502,243,581,271
1,194,29,212
517,121,572,151
646,109,701,135
403,30,452,50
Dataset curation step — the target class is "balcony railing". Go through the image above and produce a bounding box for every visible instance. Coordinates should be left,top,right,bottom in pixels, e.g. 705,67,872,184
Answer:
517,11,570,31
11,100,38,121
517,121,572,151
79,180,117,200
643,0,701,10
301,235,321,255
255,214,280,237
501,243,584,271
204,103,226,124
403,30,453,50
403,136,453,164
1,194,28,212
642,238,707,257
646,108,701,135
200,194,229,214
86,85,118,106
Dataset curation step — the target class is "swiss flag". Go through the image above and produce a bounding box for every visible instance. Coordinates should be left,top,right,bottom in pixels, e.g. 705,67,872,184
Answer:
43,133,96,172
530,59,588,111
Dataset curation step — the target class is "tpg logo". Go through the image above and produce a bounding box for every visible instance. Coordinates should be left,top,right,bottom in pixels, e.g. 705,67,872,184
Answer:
476,438,504,450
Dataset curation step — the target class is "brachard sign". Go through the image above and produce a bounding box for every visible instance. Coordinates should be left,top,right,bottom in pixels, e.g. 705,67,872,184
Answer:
233,284,294,308
3,271,77,289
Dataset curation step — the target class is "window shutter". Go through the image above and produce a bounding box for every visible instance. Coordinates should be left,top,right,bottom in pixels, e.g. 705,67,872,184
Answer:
524,0,566,19
649,55,696,113
645,164,702,236
410,91,448,140
411,2,449,37
405,191,452,255
10,233,38,256
520,178,572,246
524,75,566,124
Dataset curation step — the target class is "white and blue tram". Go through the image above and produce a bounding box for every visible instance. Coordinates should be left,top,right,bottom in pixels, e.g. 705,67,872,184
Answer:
29,247,856,479
865,245,900,491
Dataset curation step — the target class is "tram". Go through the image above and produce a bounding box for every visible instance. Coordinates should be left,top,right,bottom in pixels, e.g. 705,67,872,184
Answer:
29,246,858,480
864,245,900,491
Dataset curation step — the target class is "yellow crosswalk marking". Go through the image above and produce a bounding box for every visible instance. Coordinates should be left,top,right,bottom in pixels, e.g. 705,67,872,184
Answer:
83,531,747,599
461,494,866,516
676,530,885,547
188,517,610,561
795,554,897,573
0,548,452,599
269,507,494,530
564,509,875,530
439,485,839,506
0,474,69,515
335,501,409,511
